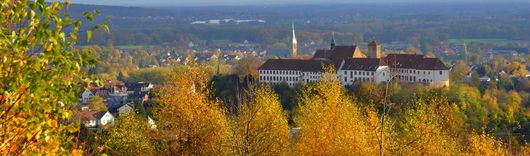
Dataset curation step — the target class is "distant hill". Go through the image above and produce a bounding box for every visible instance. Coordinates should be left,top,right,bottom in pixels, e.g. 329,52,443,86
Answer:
68,4,173,18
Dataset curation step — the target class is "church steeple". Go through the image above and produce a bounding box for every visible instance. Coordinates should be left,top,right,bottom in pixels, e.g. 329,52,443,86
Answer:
216,49,221,77
291,24,298,57
331,32,336,49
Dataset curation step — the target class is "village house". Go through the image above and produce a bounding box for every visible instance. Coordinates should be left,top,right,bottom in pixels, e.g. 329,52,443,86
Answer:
118,104,133,116
80,90,94,104
78,111,115,128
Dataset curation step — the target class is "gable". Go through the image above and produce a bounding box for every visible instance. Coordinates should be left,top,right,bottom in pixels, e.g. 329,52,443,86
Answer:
352,47,363,58
102,112,114,120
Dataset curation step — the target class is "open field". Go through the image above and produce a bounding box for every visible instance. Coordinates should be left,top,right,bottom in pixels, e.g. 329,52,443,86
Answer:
448,38,528,47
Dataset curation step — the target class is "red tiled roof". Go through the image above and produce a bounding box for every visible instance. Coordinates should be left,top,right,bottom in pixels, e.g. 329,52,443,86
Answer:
313,50,332,59
341,58,387,71
385,54,449,70
368,40,381,46
78,110,108,121
313,45,359,61
258,59,334,72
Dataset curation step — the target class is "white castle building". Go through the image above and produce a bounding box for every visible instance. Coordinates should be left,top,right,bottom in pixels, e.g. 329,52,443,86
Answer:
258,30,450,88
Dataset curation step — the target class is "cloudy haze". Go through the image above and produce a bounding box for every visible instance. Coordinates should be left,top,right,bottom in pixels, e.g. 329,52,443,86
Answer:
64,0,528,6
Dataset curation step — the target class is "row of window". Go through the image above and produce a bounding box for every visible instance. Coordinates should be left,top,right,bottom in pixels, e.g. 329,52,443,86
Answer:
393,76,434,83
259,70,299,75
260,76,299,82
392,69,444,75
345,77,374,83
343,70,375,78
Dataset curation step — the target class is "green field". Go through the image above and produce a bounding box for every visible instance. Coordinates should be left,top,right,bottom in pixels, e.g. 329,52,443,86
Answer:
448,38,528,46
115,45,153,49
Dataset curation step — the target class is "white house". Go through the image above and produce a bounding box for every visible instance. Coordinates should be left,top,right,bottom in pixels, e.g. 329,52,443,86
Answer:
81,90,94,103
148,116,157,129
96,111,115,126
337,58,390,85
118,104,133,117
78,111,115,128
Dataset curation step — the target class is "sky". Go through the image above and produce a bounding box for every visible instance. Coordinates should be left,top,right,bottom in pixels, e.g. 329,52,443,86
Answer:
64,0,528,7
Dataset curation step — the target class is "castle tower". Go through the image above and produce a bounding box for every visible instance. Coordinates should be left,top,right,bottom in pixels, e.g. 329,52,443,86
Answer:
291,24,298,57
368,39,382,59
331,32,336,49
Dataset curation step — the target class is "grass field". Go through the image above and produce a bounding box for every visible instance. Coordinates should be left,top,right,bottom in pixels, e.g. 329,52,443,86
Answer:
115,45,153,49
448,38,528,46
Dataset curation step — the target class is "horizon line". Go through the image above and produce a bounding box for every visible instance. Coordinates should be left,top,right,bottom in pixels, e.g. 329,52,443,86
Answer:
65,1,530,8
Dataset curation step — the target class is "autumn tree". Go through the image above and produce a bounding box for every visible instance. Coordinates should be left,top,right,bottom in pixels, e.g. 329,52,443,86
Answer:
450,61,471,83
101,115,156,156
294,67,378,155
88,95,107,111
465,131,506,155
393,96,462,155
233,86,291,155
0,0,104,154
153,67,232,155
234,55,263,79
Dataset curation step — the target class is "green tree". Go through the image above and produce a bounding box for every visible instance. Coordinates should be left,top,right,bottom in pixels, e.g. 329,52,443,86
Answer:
102,115,155,155
0,0,104,154
117,71,126,82
394,97,462,155
88,96,107,111
450,61,471,83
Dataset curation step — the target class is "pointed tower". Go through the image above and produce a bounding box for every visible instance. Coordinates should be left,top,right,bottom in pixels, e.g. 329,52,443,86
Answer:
291,24,298,57
216,49,222,77
331,32,336,49
463,42,468,63
368,38,382,59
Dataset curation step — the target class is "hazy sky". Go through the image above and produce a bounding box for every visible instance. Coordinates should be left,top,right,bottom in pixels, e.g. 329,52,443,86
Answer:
65,0,528,6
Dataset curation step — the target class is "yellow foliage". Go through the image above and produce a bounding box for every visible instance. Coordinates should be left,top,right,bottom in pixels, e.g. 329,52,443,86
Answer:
393,97,462,155
233,86,291,155
465,132,506,156
154,67,232,155
294,68,379,155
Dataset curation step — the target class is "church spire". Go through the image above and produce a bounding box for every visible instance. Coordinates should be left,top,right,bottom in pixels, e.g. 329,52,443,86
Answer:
291,24,298,57
216,49,221,77
331,32,336,49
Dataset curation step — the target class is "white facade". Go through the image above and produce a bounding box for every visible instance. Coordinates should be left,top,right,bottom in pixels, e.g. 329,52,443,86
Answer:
258,70,302,87
391,68,450,87
257,69,326,87
98,112,115,126
302,71,323,84
259,66,449,88
118,104,133,117
148,116,157,129
81,90,94,103
83,119,97,127
338,66,390,85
